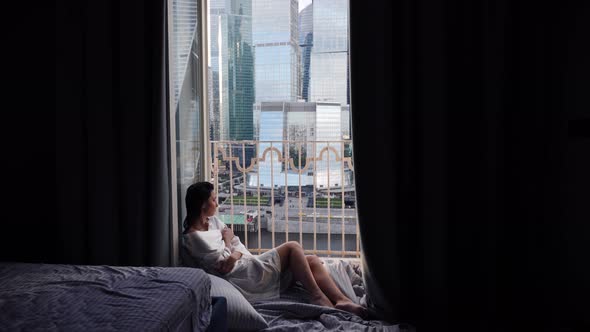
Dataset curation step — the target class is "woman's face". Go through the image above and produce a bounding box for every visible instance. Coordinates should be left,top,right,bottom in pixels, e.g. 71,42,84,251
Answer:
203,191,218,217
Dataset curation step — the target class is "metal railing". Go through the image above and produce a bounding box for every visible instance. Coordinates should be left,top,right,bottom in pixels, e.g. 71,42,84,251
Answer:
211,140,360,258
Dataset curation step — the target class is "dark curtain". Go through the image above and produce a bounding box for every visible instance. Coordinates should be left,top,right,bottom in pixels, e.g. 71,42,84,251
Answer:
45,0,170,266
350,1,589,330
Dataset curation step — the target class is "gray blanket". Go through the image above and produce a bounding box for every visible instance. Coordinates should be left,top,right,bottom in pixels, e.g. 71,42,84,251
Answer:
252,259,413,332
0,262,211,332
253,301,411,332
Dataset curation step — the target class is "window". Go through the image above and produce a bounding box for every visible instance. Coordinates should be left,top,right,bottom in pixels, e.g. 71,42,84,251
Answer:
170,0,358,258
168,0,208,242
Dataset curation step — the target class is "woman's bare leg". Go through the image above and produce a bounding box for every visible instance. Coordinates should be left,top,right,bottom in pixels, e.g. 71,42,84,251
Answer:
306,255,368,318
276,241,333,308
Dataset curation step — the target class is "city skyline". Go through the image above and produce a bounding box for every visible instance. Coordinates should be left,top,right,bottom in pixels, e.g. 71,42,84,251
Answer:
208,0,350,144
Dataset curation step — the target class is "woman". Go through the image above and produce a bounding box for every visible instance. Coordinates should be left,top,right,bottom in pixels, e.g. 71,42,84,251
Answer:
181,181,367,318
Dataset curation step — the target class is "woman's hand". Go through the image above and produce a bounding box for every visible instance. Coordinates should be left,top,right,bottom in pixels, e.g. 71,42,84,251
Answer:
221,226,234,244
217,251,242,274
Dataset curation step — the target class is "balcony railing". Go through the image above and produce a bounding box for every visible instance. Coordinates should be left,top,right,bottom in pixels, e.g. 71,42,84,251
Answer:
211,140,360,258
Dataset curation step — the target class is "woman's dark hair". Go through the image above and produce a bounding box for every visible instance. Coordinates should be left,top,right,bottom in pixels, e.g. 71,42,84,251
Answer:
183,181,214,234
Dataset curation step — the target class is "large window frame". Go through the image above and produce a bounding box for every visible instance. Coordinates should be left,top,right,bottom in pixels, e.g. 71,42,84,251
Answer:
167,0,357,263
167,0,211,266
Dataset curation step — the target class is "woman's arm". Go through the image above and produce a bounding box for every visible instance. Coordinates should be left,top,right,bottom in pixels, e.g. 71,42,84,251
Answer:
214,216,250,258
184,231,230,274
217,251,243,274
217,227,248,274
221,226,234,249
230,235,250,256
212,217,233,249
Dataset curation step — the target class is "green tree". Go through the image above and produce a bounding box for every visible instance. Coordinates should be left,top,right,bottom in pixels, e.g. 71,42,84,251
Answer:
289,145,307,169
344,143,353,158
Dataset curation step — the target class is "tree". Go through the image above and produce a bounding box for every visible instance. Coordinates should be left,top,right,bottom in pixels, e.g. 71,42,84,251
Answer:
344,143,353,158
289,145,307,169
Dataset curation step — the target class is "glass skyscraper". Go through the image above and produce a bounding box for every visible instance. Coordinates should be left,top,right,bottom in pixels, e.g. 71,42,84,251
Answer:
309,0,349,106
248,102,352,189
252,0,299,102
208,0,256,170
209,0,351,189
252,0,300,186
341,105,350,139
209,0,226,141
210,0,255,142
226,0,255,141
253,103,288,188
298,3,313,102
314,102,343,188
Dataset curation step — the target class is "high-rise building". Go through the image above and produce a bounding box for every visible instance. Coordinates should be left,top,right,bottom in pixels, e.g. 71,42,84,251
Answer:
226,0,255,142
252,0,300,184
249,102,352,189
209,0,226,141
210,0,255,143
253,102,287,189
208,66,219,141
341,105,350,139
314,102,343,188
309,0,349,106
252,0,299,102
209,0,256,170
298,3,313,101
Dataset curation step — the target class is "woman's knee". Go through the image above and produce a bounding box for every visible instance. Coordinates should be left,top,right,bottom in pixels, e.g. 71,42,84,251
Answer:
286,241,302,251
306,254,322,267
277,241,302,256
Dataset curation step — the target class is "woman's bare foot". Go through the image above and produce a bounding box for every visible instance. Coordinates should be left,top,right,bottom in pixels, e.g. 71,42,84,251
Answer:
310,292,334,308
335,300,369,319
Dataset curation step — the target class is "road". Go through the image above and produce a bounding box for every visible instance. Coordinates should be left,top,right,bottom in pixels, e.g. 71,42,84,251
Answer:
220,196,357,221
229,229,361,257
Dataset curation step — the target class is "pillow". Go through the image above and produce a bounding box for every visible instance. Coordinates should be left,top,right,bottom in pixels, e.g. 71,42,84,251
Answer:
208,274,269,332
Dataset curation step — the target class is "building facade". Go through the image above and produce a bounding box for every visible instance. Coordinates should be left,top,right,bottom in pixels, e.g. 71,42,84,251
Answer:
309,0,349,106
208,0,226,141
252,0,299,103
249,101,352,190
298,3,313,101
210,0,255,142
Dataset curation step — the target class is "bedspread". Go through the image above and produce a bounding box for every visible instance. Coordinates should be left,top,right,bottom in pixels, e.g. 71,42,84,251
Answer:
0,262,211,331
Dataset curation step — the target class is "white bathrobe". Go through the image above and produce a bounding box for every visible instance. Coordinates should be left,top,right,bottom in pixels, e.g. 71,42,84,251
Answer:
182,216,291,302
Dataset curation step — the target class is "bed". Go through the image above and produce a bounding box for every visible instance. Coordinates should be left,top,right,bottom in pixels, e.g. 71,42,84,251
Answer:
252,258,414,332
205,257,414,332
0,262,222,331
